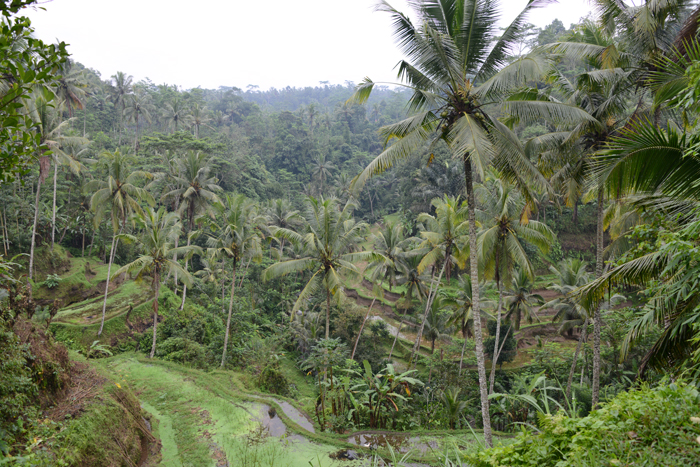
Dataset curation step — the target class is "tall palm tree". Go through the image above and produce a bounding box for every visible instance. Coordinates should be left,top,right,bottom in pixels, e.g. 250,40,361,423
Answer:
162,151,222,308
87,150,154,335
124,88,155,151
207,193,264,367
111,208,199,358
263,197,380,339
54,59,86,119
110,71,133,145
348,0,588,445
25,94,85,282
477,175,553,392
411,195,469,364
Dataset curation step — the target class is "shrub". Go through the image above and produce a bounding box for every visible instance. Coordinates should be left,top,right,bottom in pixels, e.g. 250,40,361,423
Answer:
156,337,207,368
475,382,700,467
43,274,61,289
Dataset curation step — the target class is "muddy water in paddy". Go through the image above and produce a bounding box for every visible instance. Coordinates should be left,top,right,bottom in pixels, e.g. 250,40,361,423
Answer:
246,394,316,433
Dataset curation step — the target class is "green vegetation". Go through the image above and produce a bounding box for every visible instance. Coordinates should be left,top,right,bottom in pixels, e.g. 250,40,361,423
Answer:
2,0,700,465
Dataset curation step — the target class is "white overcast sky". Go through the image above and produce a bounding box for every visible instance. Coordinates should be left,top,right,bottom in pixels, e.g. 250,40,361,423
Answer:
26,0,593,91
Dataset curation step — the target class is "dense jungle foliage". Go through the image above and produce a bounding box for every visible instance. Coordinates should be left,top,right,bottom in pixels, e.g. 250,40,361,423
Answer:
1,0,700,465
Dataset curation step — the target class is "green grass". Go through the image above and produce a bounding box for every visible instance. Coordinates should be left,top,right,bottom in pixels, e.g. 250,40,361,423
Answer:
95,354,352,467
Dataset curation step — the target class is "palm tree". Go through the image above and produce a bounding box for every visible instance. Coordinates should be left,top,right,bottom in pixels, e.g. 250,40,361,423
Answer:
195,252,228,314
188,103,211,139
312,154,335,195
419,295,452,354
263,197,380,339
111,207,199,358
444,275,493,374
25,94,86,282
348,0,587,445
366,219,411,291
477,175,553,392
411,195,468,363
54,59,86,119
265,198,302,257
441,387,468,429
389,251,431,360
162,96,188,133
87,150,154,336
542,258,591,401
504,269,544,331
110,71,133,145
207,194,264,367
162,151,222,309
540,20,649,407
124,88,154,151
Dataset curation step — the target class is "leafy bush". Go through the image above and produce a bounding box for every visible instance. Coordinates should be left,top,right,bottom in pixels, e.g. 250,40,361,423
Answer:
475,382,700,467
156,337,207,368
257,362,290,396
43,274,61,289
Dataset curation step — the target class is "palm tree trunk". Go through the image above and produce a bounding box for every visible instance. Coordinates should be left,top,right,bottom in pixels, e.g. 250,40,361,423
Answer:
221,266,237,367
221,273,227,314
325,286,331,339
0,210,6,256
135,113,140,152
458,332,468,376
592,188,604,408
51,159,58,251
149,275,161,358
389,307,408,360
171,235,179,294
98,223,123,336
566,318,588,402
351,298,376,360
179,235,191,310
3,209,9,255
410,259,446,367
489,279,504,394
464,158,493,447
29,176,44,287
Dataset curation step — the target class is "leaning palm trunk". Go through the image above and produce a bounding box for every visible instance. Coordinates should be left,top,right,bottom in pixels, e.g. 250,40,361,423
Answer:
410,260,446,366
351,298,376,360
149,274,161,358
489,282,504,394
566,318,588,402
388,307,409,360
592,188,604,408
221,267,237,368
98,223,123,336
464,159,493,447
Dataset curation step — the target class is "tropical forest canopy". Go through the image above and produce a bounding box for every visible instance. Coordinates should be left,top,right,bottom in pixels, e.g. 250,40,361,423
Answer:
1,0,700,466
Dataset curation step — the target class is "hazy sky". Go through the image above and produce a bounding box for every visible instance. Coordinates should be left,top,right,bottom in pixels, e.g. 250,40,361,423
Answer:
26,0,592,91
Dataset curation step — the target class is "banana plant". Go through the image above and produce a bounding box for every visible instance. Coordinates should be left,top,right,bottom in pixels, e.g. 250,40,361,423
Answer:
347,361,423,429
